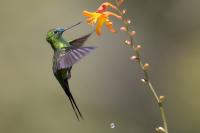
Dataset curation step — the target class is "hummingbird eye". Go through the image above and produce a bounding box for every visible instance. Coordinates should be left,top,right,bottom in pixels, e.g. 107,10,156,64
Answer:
54,31,58,34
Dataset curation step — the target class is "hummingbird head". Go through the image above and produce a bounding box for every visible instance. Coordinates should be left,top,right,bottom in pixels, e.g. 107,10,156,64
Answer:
46,28,65,44
46,21,82,45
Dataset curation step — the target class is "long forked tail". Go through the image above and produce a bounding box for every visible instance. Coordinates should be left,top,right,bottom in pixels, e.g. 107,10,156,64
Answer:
63,79,83,121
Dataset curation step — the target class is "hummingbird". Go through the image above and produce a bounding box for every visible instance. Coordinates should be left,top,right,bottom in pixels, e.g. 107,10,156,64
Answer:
46,22,95,120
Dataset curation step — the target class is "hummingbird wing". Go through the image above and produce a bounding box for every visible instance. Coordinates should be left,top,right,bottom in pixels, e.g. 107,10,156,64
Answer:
70,32,93,48
55,46,96,71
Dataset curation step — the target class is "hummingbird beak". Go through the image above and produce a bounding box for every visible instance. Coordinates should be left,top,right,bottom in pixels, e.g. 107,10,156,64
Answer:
64,21,82,32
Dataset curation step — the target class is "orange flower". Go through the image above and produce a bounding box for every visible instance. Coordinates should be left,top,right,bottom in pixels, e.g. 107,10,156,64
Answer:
83,2,121,35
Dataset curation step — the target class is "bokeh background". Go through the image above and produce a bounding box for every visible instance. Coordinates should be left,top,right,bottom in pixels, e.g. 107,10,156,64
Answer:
0,0,200,133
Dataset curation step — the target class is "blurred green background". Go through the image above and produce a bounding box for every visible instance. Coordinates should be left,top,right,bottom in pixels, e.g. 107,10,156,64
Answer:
0,0,200,133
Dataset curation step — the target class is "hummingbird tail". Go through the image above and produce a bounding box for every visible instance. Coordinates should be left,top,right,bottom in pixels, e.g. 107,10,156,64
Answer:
68,95,80,121
69,92,84,120
63,79,83,120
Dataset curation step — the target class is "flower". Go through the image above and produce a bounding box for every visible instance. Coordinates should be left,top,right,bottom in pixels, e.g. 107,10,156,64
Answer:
83,2,121,35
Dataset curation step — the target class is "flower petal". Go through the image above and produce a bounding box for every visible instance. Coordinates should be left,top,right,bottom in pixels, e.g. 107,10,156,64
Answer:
96,16,106,35
83,11,101,25
87,17,96,24
83,10,94,17
103,11,122,19
105,20,116,33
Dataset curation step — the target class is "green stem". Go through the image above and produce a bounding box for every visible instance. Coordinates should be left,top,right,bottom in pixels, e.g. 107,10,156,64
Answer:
138,53,169,133
113,1,168,132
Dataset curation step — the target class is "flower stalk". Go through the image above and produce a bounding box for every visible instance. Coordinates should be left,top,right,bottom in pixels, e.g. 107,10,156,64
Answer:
113,0,168,132
83,0,169,132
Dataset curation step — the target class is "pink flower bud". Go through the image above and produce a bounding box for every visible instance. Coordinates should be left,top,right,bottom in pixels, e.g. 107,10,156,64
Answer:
130,31,136,36
120,26,127,31
130,56,137,60
135,44,141,51
125,40,131,45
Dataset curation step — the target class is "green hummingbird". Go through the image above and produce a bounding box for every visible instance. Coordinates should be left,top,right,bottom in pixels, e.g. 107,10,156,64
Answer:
46,22,95,120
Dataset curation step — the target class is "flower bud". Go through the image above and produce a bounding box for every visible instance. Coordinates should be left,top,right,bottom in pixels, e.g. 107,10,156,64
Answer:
127,19,131,24
130,56,139,61
125,40,131,45
122,9,126,14
141,79,147,83
143,63,150,70
135,45,141,51
155,127,166,133
130,31,136,36
120,26,127,31
159,96,165,103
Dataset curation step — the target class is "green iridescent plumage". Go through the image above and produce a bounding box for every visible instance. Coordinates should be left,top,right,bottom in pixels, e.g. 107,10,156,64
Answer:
46,28,70,50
